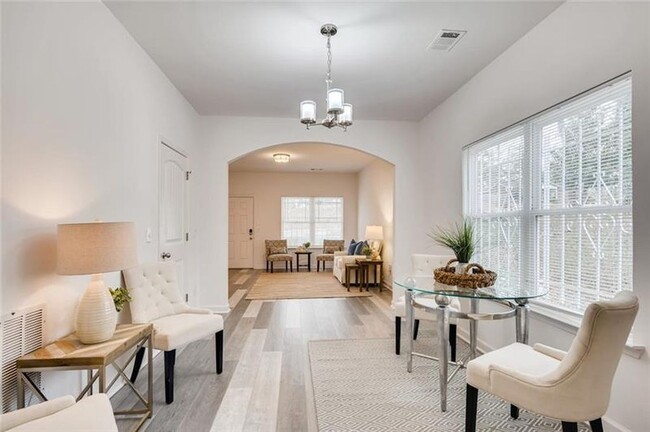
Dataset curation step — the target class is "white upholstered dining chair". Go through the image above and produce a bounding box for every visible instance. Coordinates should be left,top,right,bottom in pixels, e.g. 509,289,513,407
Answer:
465,291,638,432
123,262,224,404
393,254,460,359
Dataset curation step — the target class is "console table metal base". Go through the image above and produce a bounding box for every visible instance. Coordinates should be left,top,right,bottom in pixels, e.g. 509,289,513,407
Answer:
17,332,153,432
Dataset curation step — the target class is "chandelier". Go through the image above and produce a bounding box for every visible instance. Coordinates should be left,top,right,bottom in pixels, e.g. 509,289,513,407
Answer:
299,24,353,130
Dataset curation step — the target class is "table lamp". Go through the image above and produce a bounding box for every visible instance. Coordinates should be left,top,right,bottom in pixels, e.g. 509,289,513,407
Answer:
365,225,384,258
57,222,137,344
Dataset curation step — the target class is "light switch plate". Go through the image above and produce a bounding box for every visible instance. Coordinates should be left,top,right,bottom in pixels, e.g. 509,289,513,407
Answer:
145,227,152,243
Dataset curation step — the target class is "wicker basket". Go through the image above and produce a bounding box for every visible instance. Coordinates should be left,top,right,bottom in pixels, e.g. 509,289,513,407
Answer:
433,259,497,289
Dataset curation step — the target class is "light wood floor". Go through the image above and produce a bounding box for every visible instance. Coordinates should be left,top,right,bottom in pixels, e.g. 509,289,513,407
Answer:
114,269,397,432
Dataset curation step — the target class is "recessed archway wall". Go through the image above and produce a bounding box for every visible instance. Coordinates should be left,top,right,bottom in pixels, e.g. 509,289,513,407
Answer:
197,116,423,312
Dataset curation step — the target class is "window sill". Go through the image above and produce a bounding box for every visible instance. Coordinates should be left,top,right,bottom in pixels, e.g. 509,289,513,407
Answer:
530,302,646,359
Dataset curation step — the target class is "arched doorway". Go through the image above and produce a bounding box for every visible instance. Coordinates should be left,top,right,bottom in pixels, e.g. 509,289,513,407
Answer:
227,142,395,298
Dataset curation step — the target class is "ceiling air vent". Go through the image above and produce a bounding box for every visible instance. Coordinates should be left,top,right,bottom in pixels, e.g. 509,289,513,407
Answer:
427,29,467,52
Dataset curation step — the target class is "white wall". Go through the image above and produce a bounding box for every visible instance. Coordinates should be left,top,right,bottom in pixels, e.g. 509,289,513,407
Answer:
357,160,395,286
417,3,650,431
2,2,201,398
228,171,358,269
199,117,422,311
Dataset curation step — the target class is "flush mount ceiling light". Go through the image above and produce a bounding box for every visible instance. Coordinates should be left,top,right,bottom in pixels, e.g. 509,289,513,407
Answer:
273,153,290,163
299,24,353,131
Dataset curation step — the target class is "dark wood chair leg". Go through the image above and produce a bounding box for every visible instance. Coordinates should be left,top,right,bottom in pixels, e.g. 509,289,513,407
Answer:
271,261,274,273
466,384,478,432
215,330,223,374
290,261,293,272
413,319,420,340
589,419,604,432
510,404,520,419
562,422,578,432
130,346,145,383
164,350,176,404
449,324,457,363
395,317,401,355
285,261,288,272
266,260,269,272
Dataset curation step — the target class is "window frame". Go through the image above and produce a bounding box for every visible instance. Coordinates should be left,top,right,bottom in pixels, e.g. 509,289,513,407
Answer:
463,73,633,319
280,196,344,248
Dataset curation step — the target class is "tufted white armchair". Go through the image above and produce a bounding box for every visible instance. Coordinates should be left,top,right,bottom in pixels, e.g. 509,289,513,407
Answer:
465,291,639,432
122,262,224,404
393,254,461,359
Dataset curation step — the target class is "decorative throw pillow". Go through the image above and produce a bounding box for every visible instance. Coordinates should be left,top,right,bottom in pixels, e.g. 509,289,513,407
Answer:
354,241,367,256
270,246,286,255
347,239,358,255
324,246,337,254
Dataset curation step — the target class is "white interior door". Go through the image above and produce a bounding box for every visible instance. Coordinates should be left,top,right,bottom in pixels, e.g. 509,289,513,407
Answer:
160,142,188,298
228,197,254,268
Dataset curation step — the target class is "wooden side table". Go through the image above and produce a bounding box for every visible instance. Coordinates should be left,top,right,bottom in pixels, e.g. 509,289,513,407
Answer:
345,263,361,292
295,251,312,272
16,324,154,432
356,259,384,292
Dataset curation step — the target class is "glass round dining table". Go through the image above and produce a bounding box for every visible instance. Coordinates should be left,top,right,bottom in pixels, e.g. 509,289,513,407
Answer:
393,276,548,412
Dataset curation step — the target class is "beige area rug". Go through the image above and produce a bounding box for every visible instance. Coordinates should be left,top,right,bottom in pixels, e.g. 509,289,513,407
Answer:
245,271,373,300
308,338,590,432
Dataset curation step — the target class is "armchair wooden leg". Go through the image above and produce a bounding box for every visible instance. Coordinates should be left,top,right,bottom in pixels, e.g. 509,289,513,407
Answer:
130,347,145,383
450,324,458,363
561,422,578,432
589,419,604,432
413,319,420,340
510,404,519,419
290,261,293,272
266,261,269,272
271,261,274,273
466,384,478,432
395,317,401,355
164,350,176,404
215,330,224,375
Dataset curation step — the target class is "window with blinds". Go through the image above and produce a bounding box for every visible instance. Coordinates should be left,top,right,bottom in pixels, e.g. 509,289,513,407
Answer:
281,197,344,247
464,76,632,315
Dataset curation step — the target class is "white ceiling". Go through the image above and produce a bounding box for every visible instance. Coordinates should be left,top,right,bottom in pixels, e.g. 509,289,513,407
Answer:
105,1,561,121
229,142,379,173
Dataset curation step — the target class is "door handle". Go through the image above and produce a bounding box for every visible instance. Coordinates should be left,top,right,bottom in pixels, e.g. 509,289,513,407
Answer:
249,228,253,240
161,252,172,259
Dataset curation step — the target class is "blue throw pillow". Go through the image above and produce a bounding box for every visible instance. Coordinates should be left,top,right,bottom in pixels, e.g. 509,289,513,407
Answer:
347,239,358,255
354,241,367,256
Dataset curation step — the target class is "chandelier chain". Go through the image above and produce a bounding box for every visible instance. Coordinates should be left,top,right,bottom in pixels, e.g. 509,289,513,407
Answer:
326,35,332,90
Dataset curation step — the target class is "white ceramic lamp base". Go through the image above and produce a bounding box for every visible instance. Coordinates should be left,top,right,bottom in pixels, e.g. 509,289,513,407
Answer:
76,274,117,344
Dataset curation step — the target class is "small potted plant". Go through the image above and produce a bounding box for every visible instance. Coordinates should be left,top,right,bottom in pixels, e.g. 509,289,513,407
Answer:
303,241,311,249
428,219,477,274
109,287,132,312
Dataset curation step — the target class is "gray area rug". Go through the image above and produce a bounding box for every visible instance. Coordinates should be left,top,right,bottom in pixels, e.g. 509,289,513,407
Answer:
308,337,589,432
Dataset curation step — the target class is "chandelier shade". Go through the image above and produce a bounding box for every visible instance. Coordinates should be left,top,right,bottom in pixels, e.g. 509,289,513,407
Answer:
299,24,353,130
326,89,344,114
300,101,316,124
339,104,353,126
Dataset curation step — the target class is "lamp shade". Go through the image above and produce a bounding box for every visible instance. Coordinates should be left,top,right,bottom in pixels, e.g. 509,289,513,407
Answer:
339,103,353,126
300,100,316,124
327,89,344,114
57,222,137,275
365,225,384,240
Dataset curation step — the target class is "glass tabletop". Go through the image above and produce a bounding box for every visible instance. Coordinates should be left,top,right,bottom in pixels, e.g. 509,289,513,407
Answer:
394,276,548,300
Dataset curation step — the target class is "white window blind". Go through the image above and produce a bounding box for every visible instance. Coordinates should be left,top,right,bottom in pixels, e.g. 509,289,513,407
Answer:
281,197,344,247
465,76,632,315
